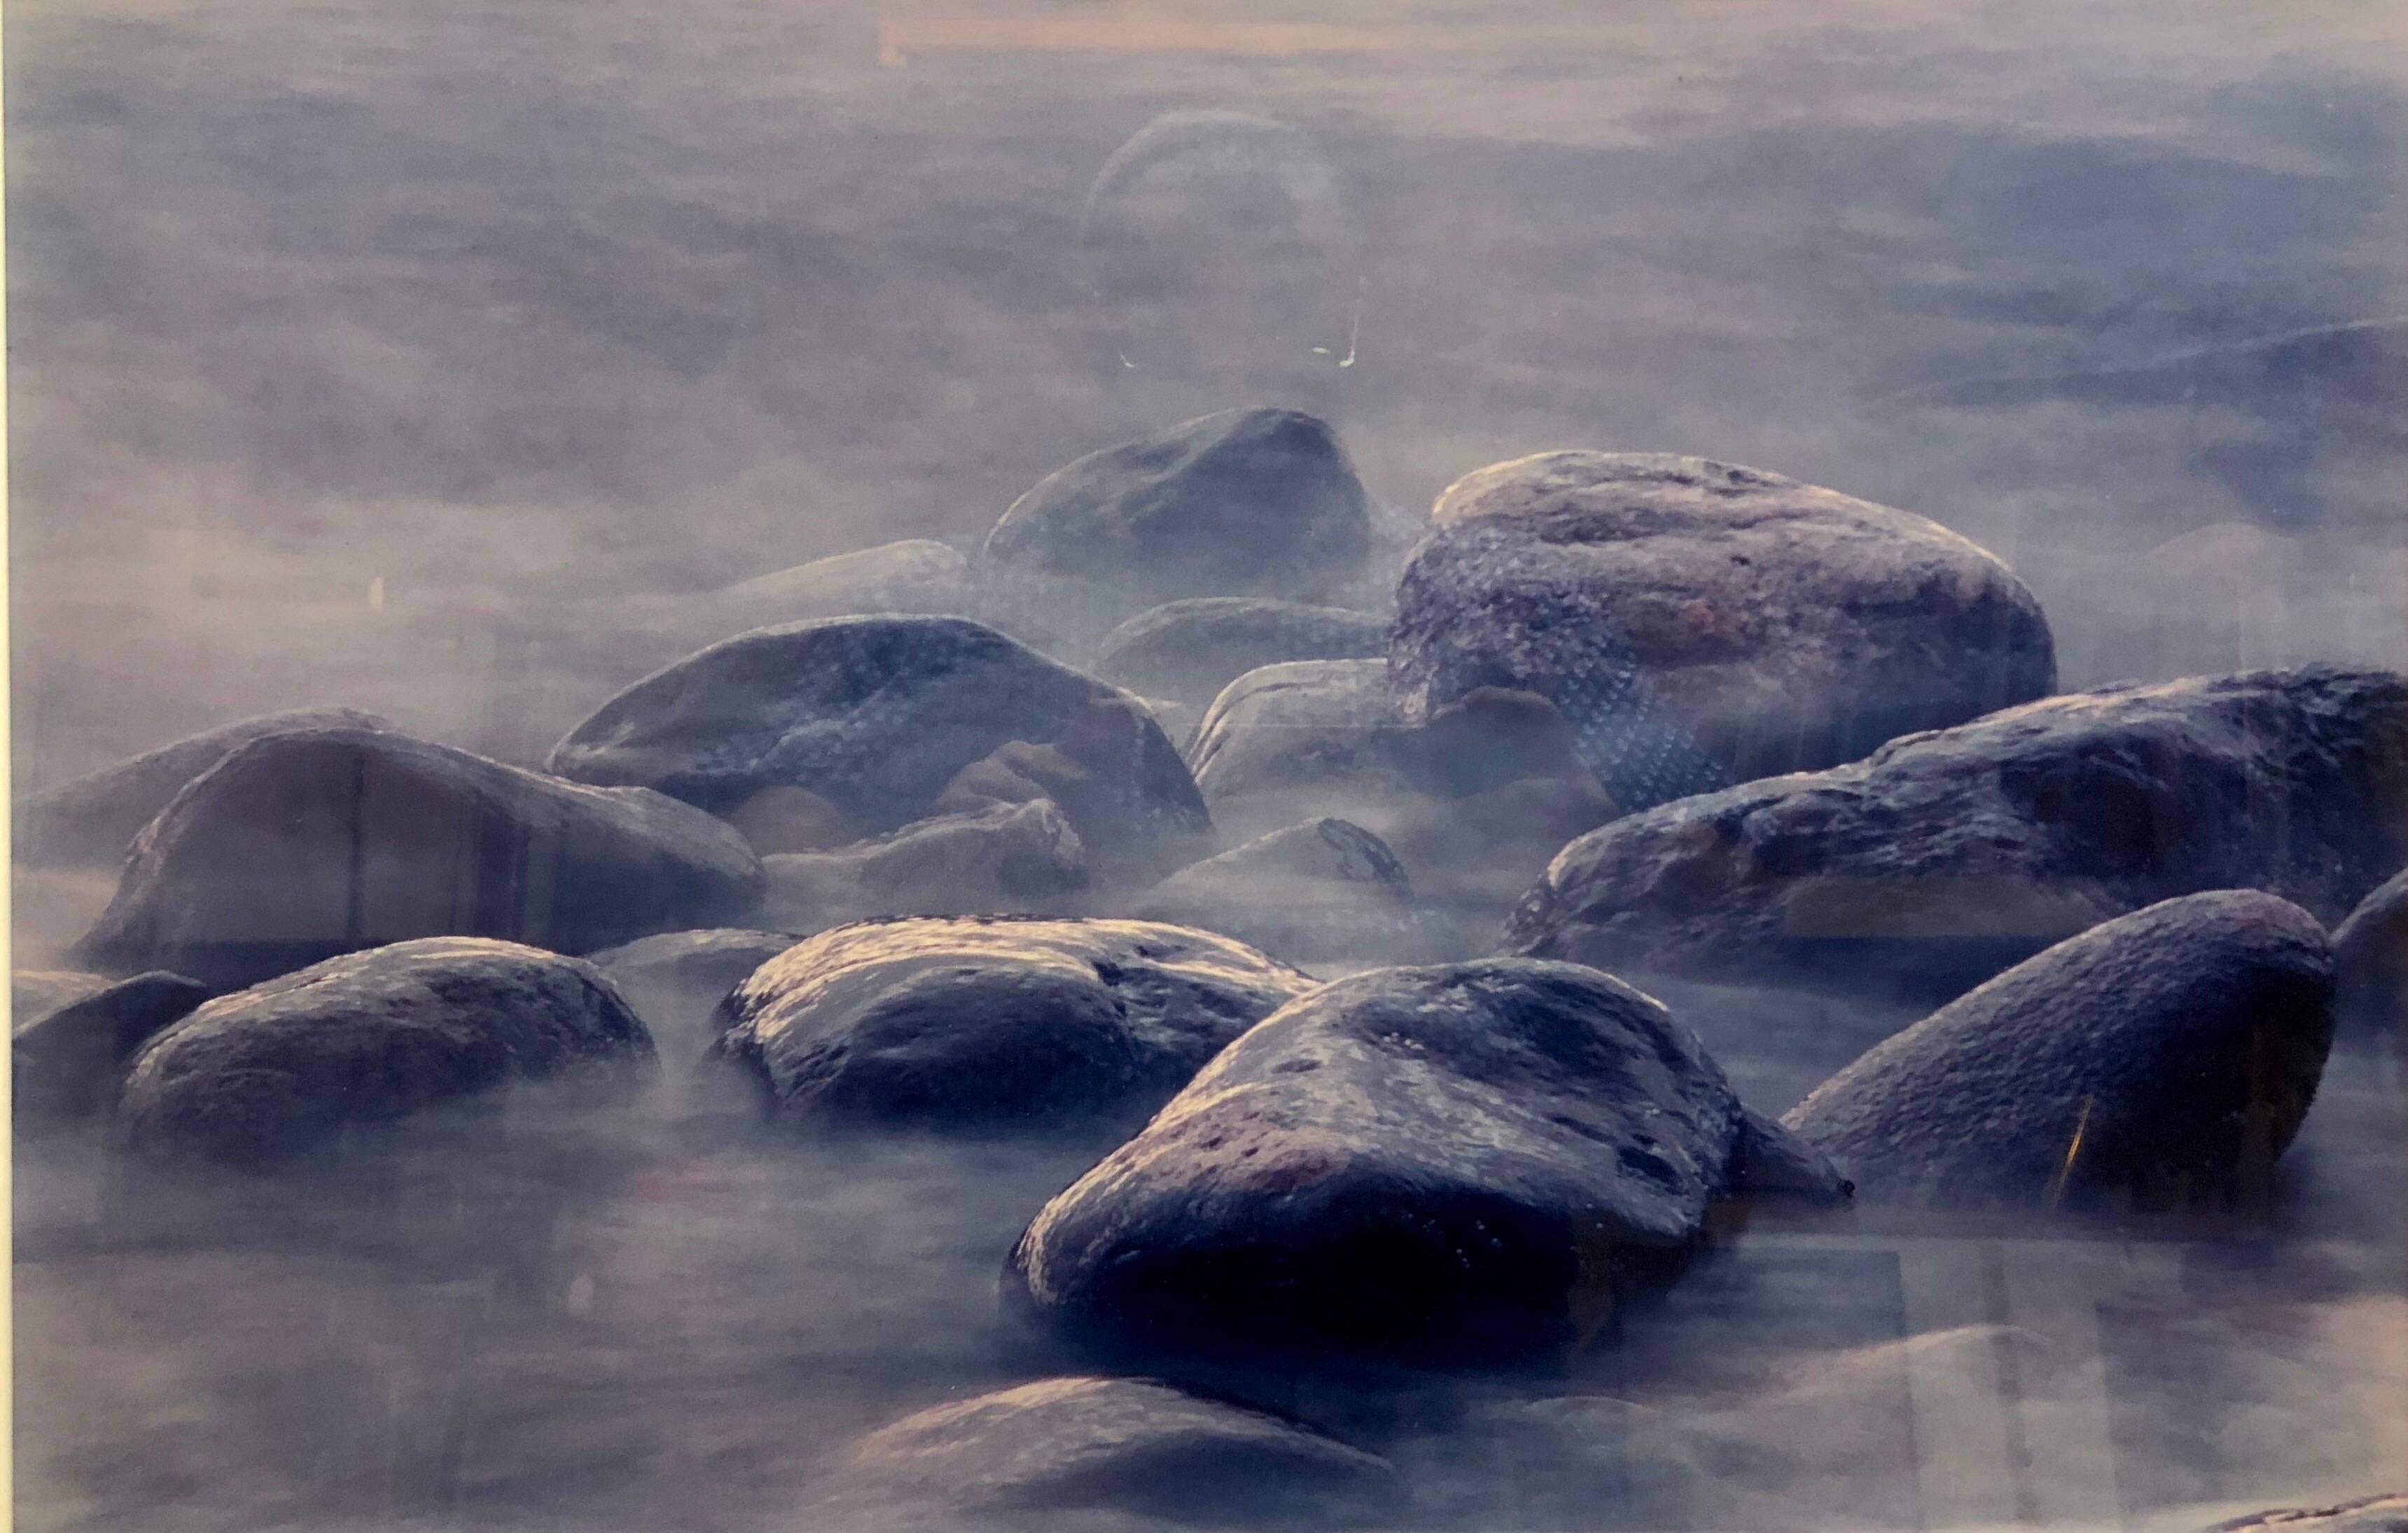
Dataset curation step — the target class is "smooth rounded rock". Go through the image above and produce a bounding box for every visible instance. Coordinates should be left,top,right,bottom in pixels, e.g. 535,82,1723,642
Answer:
1131,817,1441,965
1783,891,2336,1210
116,937,655,1169
73,727,763,992
1094,598,1387,707
2332,866,2408,1039
758,800,1090,935
1006,959,1844,1371
709,916,1315,1134
13,970,211,1127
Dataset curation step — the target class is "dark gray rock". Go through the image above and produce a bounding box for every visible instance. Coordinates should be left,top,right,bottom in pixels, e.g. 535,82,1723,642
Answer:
585,928,796,1064
1005,959,1844,1371
114,937,655,1168
545,615,1211,886
709,916,1314,1134
13,970,211,1127
759,800,1089,934
2199,1492,2408,1533
1094,598,1387,707
1132,818,1443,966
1391,453,2055,806
981,410,1372,623
2332,866,2408,1040
1783,891,2334,1210
75,727,763,992
15,707,392,869
1507,667,2408,1000
813,1376,1403,1531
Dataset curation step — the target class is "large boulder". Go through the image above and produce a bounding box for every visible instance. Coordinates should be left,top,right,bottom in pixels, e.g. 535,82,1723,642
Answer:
74,727,763,992
980,409,1373,626
15,707,392,868
1005,959,1845,1371
809,1376,1403,1531
1783,892,2335,1210
13,970,211,1128
1391,453,2056,804
1094,598,1386,708
545,615,1211,886
1506,667,2408,1000
114,937,655,1168
1131,817,1447,967
758,801,1089,934
2331,866,2408,1039
709,916,1315,1134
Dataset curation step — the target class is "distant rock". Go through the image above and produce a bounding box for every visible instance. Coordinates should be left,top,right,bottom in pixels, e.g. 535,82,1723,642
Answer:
76,727,763,991
759,801,1089,934
1007,959,1844,1371
546,615,1210,886
15,707,393,869
1392,452,2055,804
115,937,655,1168
709,916,1314,1134
2199,1492,2408,1533
585,928,795,1063
2332,866,2408,1039
981,409,1373,626
1094,597,1386,706
1187,660,1414,834
711,540,973,632
1783,892,2334,1210
1132,817,1441,965
14,970,110,1023
1508,668,2408,1000
13,970,211,1128
812,1376,1403,1531
720,785,867,857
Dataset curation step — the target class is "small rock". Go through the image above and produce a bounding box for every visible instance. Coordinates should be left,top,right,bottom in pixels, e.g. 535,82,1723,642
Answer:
721,785,866,857
15,707,392,868
710,540,973,633
1132,817,1440,965
13,970,212,1127
1783,891,2335,1210
1006,959,1844,1371
709,916,1314,1134
1187,660,1416,835
812,1376,1403,1530
585,928,796,1063
74,727,763,991
2332,867,2408,1040
1094,597,1387,706
115,937,655,1169
759,801,1089,934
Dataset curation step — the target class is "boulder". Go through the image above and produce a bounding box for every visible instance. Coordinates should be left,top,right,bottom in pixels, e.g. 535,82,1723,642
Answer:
1391,452,2056,803
1005,959,1845,1371
758,801,1089,934
74,727,763,992
812,1376,1403,1530
709,916,1314,1134
2331,866,2408,1039
545,615,1211,886
1187,660,1414,834
1094,598,1386,707
15,707,392,868
1507,667,2408,1000
980,409,1372,624
585,928,795,1063
1132,817,1445,966
709,539,973,633
13,970,211,1127
1782,892,2335,1210
2201,1493,2408,1533
114,937,655,1168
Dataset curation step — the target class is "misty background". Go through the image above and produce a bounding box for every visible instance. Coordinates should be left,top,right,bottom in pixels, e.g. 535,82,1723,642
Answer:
10,1,2408,1530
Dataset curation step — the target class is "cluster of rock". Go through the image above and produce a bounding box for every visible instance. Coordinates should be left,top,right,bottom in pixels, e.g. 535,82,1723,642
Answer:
17,398,2407,1528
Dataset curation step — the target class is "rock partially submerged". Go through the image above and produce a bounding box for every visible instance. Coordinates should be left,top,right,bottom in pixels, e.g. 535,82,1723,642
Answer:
1094,598,1386,707
74,727,763,992
1783,892,2335,1210
709,916,1315,1134
1006,959,1844,1371
1132,817,1442,965
13,970,211,1127
546,615,1211,886
812,1376,1403,1530
15,707,392,868
585,928,796,1063
758,801,1089,934
1508,667,2408,999
115,937,655,1168
1391,452,2055,804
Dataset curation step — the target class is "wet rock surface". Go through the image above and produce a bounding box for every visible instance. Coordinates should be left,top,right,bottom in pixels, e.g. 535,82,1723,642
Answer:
709,916,1315,1135
546,615,1211,886
1783,891,2336,1210
72,727,763,992
759,800,1091,934
1094,598,1387,708
1391,452,2056,801
1006,959,1844,1373
980,409,1373,625
13,970,213,1128
114,937,655,1169
15,707,394,869
811,1376,1405,1531
1508,667,2408,999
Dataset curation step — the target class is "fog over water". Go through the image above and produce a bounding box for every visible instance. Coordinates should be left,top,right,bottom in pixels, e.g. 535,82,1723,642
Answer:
11,1,2408,1530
